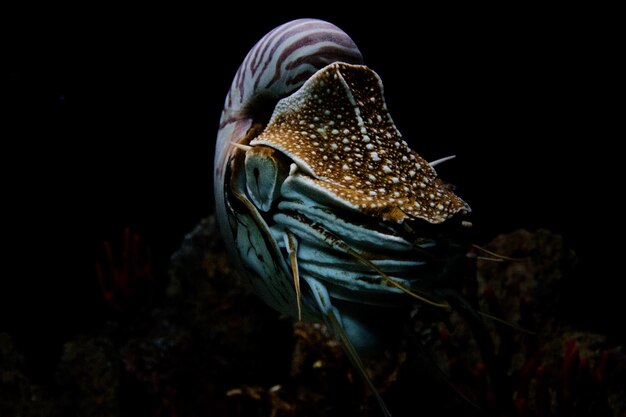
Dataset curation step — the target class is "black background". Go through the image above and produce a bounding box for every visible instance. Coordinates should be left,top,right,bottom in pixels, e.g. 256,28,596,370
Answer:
3,6,620,375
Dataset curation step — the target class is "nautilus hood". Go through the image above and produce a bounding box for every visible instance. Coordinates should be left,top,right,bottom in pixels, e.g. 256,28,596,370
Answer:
251,62,470,223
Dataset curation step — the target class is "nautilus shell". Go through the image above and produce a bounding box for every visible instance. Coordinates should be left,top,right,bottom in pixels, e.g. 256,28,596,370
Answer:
215,19,470,415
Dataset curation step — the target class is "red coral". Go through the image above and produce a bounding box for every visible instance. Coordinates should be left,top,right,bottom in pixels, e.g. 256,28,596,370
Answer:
95,226,154,314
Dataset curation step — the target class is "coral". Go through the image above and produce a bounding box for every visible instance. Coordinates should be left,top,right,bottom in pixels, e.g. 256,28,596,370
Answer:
57,334,121,417
1,221,623,416
420,229,626,416
0,333,58,417
95,226,154,315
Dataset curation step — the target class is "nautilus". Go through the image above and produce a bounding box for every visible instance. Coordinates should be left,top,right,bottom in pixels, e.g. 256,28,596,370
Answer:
215,19,470,415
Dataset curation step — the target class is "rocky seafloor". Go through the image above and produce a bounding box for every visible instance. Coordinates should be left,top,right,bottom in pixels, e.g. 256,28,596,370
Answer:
1,217,624,416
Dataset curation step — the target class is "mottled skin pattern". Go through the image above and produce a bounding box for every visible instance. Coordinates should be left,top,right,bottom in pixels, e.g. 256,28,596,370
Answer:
214,19,469,416
253,63,468,223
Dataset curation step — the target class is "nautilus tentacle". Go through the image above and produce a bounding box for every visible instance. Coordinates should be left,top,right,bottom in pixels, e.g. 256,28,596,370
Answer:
214,18,470,416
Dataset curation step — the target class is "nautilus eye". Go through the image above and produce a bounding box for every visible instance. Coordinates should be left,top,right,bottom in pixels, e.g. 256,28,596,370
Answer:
244,146,290,212
214,18,470,416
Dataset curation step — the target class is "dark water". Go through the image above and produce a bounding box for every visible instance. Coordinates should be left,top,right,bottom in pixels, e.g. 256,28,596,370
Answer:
3,8,619,379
